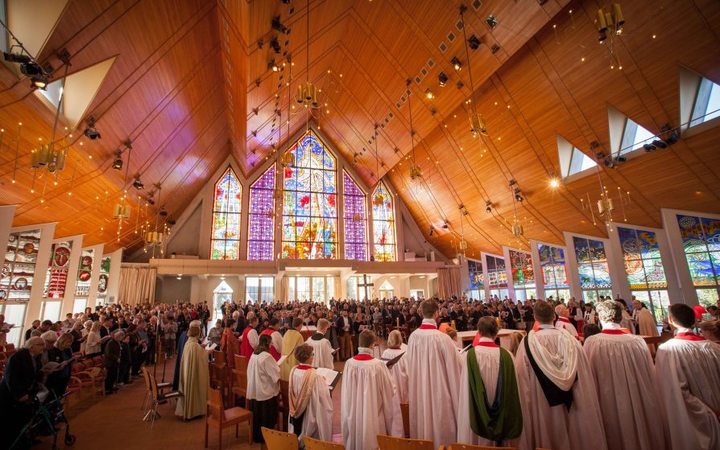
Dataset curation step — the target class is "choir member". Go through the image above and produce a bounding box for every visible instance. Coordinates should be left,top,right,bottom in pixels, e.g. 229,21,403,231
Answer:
405,299,462,448
341,330,403,450
584,300,666,450
246,334,280,443
239,314,259,359
305,318,334,369
381,330,408,404
457,317,522,447
656,303,720,450
554,304,578,337
632,300,659,336
514,300,607,450
288,344,333,443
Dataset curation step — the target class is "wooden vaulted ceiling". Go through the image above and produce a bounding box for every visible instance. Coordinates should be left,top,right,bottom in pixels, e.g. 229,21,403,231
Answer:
1,0,720,260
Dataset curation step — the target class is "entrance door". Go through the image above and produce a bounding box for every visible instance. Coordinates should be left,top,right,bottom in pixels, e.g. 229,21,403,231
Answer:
213,281,233,321
378,280,394,299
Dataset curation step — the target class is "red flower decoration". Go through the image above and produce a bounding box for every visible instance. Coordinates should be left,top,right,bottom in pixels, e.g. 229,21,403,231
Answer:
300,195,310,208
328,194,335,207
284,167,293,179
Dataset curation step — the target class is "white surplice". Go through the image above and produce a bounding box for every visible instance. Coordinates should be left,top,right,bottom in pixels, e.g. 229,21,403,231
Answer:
381,344,408,404
246,351,280,401
405,319,462,448
456,338,518,447
514,327,607,450
341,349,403,450
305,335,334,369
555,317,578,337
584,326,666,450
288,366,333,442
655,331,720,450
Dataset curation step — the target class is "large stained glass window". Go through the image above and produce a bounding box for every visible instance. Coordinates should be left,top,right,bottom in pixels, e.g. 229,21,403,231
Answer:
248,165,276,261
211,167,242,260
343,171,367,260
573,236,612,302
486,255,508,299
509,249,536,301
618,226,669,321
677,214,720,308
467,259,484,300
281,131,337,259
1,229,41,302
372,182,396,262
537,244,570,301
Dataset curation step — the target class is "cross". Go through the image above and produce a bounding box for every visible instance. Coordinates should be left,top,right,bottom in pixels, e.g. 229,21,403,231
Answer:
358,274,374,301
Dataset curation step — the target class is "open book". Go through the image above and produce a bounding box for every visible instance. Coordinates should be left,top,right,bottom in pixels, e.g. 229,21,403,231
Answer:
315,367,342,391
204,342,218,352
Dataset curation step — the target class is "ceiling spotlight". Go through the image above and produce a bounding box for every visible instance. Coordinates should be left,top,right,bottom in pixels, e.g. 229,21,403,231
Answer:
269,59,279,72
438,72,448,87
112,151,123,170
271,16,289,34
19,62,43,76
270,38,281,54
3,51,31,63
514,189,524,202
470,112,488,136
643,143,656,152
84,116,101,140
485,200,493,214
425,89,434,99
661,124,679,144
467,34,481,50
442,220,450,229
652,139,667,149
429,227,435,237
30,75,49,90
159,207,168,218
486,15,498,29
132,177,144,190
167,216,176,226
549,177,560,188
451,56,462,71
614,155,627,164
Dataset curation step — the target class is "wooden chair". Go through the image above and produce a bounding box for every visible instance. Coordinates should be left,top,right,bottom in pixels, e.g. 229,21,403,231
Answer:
278,379,290,431
643,335,667,360
303,435,345,449
231,355,249,407
438,445,516,450
377,434,434,450
261,426,298,450
205,386,253,449
213,349,226,366
140,366,171,411
400,403,410,437
143,367,181,427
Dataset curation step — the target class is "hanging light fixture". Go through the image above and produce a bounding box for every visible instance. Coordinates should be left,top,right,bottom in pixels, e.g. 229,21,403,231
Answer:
459,5,489,137
596,3,626,70
145,183,165,257
458,203,468,255
406,79,422,181
580,166,631,232
296,0,319,109
508,179,524,237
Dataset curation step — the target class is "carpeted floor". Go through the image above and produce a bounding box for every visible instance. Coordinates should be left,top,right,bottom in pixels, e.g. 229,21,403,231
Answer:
37,357,347,450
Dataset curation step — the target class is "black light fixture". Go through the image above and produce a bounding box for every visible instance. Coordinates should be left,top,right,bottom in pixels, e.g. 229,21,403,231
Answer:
485,200,493,214
486,15,498,29
442,220,450,229
661,124,680,144
111,150,123,170
429,227,435,237
84,116,101,140
159,207,168,218
271,16,289,34
451,56,462,71
3,51,31,63
132,176,144,190
268,59,279,72
30,75,49,90
438,72,448,87
652,139,668,149
19,61,43,76
467,34,481,50
643,143,656,152
270,37,281,54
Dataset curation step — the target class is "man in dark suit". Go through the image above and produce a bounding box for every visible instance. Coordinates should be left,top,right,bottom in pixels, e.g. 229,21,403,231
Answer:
103,330,123,394
334,310,354,360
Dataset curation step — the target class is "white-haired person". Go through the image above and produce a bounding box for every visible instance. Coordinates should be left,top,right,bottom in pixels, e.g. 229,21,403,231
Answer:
381,329,408,404
554,304,579,337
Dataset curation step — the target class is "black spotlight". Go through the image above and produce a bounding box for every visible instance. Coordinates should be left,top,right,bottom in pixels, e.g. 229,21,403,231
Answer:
19,62,43,76
615,155,627,164
467,34,481,50
3,51,31,63
643,143,656,152
159,208,168,218
451,56,462,71
438,72,448,87
84,116,101,140
167,216,176,226
133,177,144,190
112,151,123,170
30,75,49,90
271,16,289,34
603,156,615,168
485,201,493,214
270,38,281,54
662,124,680,145
442,221,449,229
652,139,668,149
485,15,498,29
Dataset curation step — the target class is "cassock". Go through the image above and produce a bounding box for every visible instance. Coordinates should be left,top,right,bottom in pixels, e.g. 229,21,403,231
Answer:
280,329,306,381
584,325,666,450
554,317,578,337
514,325,607,450
172,330,189,390
247,351,281,442
260,329,281,360
381,344,408,404
288,364,333,442
220,328,239,370
240,327,259,359
457,338,522,447
175,336,209,420
305,333,334,369
341,348,403,450
655,329,720,450
636,308,658,336
405,319,462,448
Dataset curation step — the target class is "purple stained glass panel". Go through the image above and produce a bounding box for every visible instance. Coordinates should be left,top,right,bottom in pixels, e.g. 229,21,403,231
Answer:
248,165,276,261
343,171,367,260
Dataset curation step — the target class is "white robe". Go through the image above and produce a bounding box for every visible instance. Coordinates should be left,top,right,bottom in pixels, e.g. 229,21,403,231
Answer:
514,328,607,450
246,352,280,401
405,321,462,448
288,367,333,442
341,353,403,450
271,330,283,355
655,334,720,450
305,335,334,369
456,340,518,447
555,318,578,337
381,344,408,404
584,329,666,450
175,336,209,419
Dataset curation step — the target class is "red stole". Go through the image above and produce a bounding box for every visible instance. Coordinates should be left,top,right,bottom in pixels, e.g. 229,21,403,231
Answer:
260,329,281,361
476,341,499,348
240,327,254,358
296,364,312,370
601,328,631,335
472,332,480,346
353,354,374,361
675,332,705,341
419,324,437,330
557,317,571,324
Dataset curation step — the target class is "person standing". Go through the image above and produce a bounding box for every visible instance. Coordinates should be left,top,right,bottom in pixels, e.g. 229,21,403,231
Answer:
175,322,209,420
514,301,607,450
246,334,280,443
632,300,659,336
280,318,306,381
584,300,666,450
656,303,720,450
335,310,354,360
305,318,334,369
103,330,124,394
240,315,260,359
287,344,333,442
554,304,579,338
405,299,462,449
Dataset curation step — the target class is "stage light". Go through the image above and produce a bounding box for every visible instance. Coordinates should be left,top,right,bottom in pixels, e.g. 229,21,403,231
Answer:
112,150,123,170
425,89,434,99
3,51,31,63
271,16,289,34
643,143,656,152
451,56,462,71
467,34,481,50
485,200,493,214
30,75,48,90
270,38,281,54
438,72,448,87
19,62,43,76
84,116,101,140
269,59,279,72
652,139,667,149
485,15,498,29
549,177,560,188
133,177,144,190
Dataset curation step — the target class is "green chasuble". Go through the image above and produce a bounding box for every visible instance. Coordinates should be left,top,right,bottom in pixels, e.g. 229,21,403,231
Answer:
467,346,523,440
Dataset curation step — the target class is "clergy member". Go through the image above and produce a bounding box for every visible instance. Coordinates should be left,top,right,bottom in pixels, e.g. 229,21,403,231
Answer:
288,344,333,442
584,300,666,450
405,299,462,448
305,318,334,369
220,318,239,372
554,304,578,338
246,334,280,443
457,317,522,447
514,300,607,450
260,319,281,361
341,330,403,450
656,303,720,450
632,300,659,336
175,321,209,420
280,318,306,381
239,314,260,359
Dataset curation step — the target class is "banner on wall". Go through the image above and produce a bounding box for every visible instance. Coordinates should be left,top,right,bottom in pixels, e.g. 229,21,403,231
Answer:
44,242,73,299
0,229,41,302
75,249,95,297
97,256,111,302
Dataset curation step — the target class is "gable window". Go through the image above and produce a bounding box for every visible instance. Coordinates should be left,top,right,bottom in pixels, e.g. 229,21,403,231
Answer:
557,135,596,180
210,167,242,260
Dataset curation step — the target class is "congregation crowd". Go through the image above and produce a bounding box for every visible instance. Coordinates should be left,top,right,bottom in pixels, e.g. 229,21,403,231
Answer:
0,294,719,449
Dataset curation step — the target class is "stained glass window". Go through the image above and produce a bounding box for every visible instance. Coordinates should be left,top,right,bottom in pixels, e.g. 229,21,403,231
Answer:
573,236,613,301
248,164,276,261
467,259,485,301
486,255,508,299
44,240,73,299
537,244,570,300
343,171,368,260
372,182,396,262
75,248,95,298
618,226,669,321
1,229,41,302
96,256,111,303
211,167,242,260
509,249,536,300
281,131,337,259
677,214,720,308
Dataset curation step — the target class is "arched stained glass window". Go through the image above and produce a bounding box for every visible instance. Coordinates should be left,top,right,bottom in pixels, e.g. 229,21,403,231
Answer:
281,131,337,259
343,171,367,260
372,182,396,262
248,164,276,261
211,167,242,260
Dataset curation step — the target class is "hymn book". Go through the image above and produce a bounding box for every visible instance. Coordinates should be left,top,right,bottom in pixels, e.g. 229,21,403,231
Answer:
315,367,342,391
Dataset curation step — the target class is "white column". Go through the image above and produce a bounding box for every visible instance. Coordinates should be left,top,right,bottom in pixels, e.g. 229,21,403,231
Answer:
529,241,545,300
